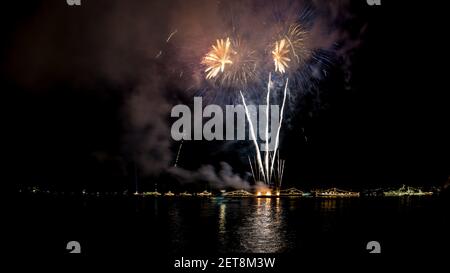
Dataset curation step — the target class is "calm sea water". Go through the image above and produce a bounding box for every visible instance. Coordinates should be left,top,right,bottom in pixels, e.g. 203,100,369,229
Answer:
9,193,450,269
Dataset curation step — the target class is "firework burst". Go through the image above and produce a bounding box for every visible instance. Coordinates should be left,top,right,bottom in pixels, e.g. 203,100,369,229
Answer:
202,38,234,79
202,37,258,89
285,23,309,64
218,39,258,87
272,39,291,74
272,23,310,74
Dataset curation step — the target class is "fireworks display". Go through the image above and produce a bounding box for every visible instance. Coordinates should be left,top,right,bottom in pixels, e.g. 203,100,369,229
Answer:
271,23,309,74
240,90,266,182
272,39,291,74
200,37,258,88
198,21,308,186
284,24,309,66
201,22,310,87
240,75,288,187
202,38,234,80
217,39,258,88
191,4,330,187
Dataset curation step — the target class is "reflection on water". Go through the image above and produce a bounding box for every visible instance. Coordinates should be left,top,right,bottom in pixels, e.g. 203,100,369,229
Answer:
319,198,338,211
125,196,445,254
216,198,288,253
219,203,226,234
316,198,351,212
167,202,184,252
237,198,286,253
13,192,447,258
316,198,347,233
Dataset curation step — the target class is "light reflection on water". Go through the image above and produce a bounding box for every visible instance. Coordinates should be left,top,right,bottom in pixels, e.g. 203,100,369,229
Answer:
217,198,288,253
238,198,286,253
136,196,443,254
219,203,226,234
152,197,370,253
163,197,350,253
15,193,446,257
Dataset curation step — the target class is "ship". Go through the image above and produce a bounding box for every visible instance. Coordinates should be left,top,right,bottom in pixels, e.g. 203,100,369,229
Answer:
142,191,161,197
315,188,360,197
222,189,254,197
383,185,433,196
179,191,193,197
279,187,304,197
196,190,212,197
164,191,175,197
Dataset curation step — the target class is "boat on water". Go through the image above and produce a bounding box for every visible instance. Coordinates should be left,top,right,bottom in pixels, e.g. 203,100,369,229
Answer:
315,188,360,197
222,189,254,197
196,190,212,197
164,191,175,197
143,191,161,196
179,191,193,197
383,185,433,196
279,187,304,197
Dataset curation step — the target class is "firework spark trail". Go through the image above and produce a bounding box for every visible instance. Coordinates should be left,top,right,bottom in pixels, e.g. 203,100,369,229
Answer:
174,139,184,167
248,156,257,184
166,29,178,43
240,91,266,183
265,73,272,183
254,156,261,182
270,78,288,178
277,152,281,185
285,35,299,63
285,23,307,64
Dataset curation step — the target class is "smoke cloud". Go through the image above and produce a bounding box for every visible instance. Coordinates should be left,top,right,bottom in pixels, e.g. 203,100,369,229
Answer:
168,162,251,190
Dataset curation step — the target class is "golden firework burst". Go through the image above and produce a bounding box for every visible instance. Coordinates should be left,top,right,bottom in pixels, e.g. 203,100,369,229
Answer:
202,38,234,79
272,39,291,74
271,23,310,74
285,23,309,65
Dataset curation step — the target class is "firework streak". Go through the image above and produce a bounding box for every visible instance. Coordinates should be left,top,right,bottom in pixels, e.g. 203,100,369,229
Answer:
240,75,288,185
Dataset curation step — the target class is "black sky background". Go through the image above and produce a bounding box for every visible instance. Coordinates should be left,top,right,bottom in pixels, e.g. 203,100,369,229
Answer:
2,0,449,192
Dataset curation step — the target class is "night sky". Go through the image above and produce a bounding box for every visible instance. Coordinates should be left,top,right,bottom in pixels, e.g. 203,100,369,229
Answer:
2,0,449,192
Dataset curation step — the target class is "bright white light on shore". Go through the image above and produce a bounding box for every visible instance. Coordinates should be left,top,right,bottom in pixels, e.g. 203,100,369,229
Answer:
266,191,271,196
257,192,262,196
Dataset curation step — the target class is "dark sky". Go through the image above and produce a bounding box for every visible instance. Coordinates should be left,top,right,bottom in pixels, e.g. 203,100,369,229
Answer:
2,0,449,191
